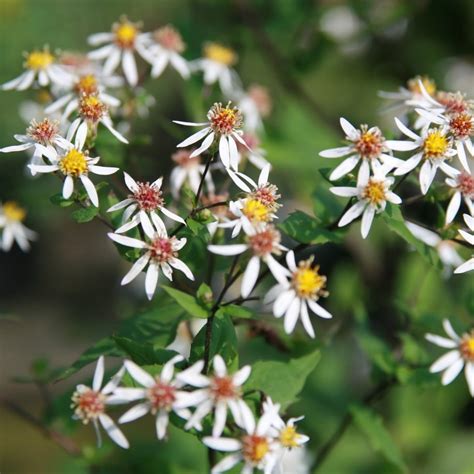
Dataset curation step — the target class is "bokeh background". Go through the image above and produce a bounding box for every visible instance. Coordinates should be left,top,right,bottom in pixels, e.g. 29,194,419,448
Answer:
0,0,473,473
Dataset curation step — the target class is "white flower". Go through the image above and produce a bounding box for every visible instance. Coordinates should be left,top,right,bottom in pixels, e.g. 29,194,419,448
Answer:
67,94,128,144
378,76,437,125
108,225,194,300
264,251,332,338
203,403,279,474
0,118,70,174
426,319,474,396
330,163,402,238
28,123,119,207
45,73,121,120
174,102,250,171
0,202,37,252
170,149,215,199
319,117,402,182
113,356,192,440
209,223,289,298
386,118,458,194
88,17,150,86
191,42,241,95
236,133,270,170
2,46,73,91
415,104,474,173
108,172,185,234
139,25,190,79
454,214,474,274
444,170,474,224
236,85,272,132
176,355,252,437
405,222,463,274
71,356,129,449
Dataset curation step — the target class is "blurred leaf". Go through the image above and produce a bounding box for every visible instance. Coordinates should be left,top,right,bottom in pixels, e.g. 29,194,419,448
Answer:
350,404,408,472
383,205,442,269
398,332,430,365
279,210,342,244
162,285,209,319
395,365,438,387
244,350,320,410
312,185,345,225
71,206,99,223
190,314,238,369
187,218,211,241
196,282,213,309
356,328,397,375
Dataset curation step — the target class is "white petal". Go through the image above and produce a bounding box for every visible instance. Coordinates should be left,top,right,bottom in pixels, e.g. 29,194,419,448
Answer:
161,206,186,224
284,297,301,334
108,232,147,249
446,192,461,225
441,358,464,385
122,50,138,86
62,175,74,199
425,334,457,349
169,258,194,281
329,156,360,181
385,140,419,151
190,131,215,157
98,414,129,449
203,437,241,452
273,290,295,318
330,186,359,197
338,201,366,227
361,206,376,239
80,175,99,207
429,350,462,373
124,359,155,387
145,263,159,300
232,365,251,386
465,363,474,397
219,136,230,168
177,127,211,148
93,355,104,391
307,299,333,319
156,410,169,440
339,117,358,140
119,402,150,424
212,402,228,437
75,121,88,150
208,244,248,256
319,146,352,158
300,301,315,338
419,160,434,195
443,319,460,340
241,256,260,298
394,117,420,140
454,258,474,274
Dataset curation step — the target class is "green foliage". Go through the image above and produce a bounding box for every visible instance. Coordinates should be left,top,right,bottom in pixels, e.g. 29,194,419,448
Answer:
244,350,320,410
50,193,74,208
350,404,408,473
216,304,255,320
113,336,180,366
71,205,99,223
162,285,209,319
279,210,342,244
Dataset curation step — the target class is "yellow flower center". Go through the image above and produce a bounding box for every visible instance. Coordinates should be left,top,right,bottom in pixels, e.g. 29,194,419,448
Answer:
3,201,26,222
362,179,386,205
242,199,270,222
242,435,269,463
25,50,54,71
208,102,243,135
204,43,237,66
75,74,98,95
114,21,138,49
423,130,449,158
460,332,474,361
59,149,88,177
407,76,436,96
280,425,301,448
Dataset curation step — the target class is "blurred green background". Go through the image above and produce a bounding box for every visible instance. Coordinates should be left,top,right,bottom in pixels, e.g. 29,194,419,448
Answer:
0,0,473,473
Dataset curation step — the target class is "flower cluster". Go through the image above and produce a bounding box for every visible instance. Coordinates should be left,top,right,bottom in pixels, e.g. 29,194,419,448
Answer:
72,354,309,474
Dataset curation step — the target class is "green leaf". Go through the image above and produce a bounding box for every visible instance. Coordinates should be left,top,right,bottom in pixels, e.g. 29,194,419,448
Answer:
50,193,74,207
216,304,256,319
279,210,342,244
356,329,397,375
113,336,180,366
395,365,438,387
350,404,407,472
57,299,184,381
190,314,238,370
196,283,214,309
162,286,209,319
187,218,211,241
71,206,99,223
244,350,320,410
382,205,442,269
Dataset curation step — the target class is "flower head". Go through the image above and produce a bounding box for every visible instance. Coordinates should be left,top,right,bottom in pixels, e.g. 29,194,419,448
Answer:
454,214,474,274
0,201,37,252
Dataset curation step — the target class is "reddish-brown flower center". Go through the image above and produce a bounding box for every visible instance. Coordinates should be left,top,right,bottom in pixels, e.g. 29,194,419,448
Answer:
147,379,176,412
242,435,269,463
437,92,470,115
210,375,237,400
248,84,272,117
457,172,474,198
133,182,164,211
154,25,185,52
149,236,177,264
79,95,107,122
247,226,280,257
354,127,384,159
250,184,281,213
449,113,473,139
460,331,474,361
71,388,106,423
208,102,242,135
26,118,58,145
